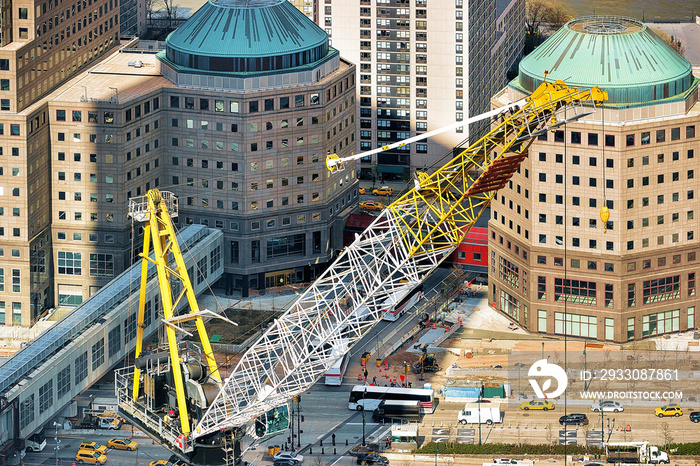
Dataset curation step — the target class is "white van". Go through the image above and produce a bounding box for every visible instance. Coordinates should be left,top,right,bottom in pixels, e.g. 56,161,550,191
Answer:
458,403,501,425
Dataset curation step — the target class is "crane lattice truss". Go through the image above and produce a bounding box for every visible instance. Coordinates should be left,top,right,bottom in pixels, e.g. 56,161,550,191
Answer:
193,81,608,440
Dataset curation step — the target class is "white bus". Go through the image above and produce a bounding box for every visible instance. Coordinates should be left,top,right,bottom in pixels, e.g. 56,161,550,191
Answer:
381,284,423,322
324,340,350,386
348,385,436,414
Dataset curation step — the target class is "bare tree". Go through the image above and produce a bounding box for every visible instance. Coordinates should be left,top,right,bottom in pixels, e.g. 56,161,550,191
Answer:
545,1,572,29
145,0,156,25
159,0,179,29
653,28,686,57
660,421,673,448
544,423,554,451
525,0,551,37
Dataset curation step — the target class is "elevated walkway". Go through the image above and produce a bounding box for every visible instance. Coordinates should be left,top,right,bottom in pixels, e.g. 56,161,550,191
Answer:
0,225,224,451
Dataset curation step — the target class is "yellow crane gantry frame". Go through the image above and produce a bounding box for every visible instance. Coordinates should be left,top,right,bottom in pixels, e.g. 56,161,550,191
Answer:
129,189,221,436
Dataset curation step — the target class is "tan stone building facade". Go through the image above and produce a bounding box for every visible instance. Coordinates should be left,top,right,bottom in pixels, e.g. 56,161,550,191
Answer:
0,0,357,325
489,17,700,342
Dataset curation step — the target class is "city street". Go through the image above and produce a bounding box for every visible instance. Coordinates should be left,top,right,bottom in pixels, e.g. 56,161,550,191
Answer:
22,430,173,466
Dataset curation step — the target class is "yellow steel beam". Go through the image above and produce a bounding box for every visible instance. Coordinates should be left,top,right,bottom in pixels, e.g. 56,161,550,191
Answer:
385,81,607,259
128,188,223,437
132,225,152,400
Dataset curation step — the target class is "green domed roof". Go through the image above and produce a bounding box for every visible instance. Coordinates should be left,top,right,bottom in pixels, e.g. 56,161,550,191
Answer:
164,0,330,73
517,17,694,104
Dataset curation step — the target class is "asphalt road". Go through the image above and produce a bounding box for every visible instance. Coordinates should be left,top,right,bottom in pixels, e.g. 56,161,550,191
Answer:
22,430,173,466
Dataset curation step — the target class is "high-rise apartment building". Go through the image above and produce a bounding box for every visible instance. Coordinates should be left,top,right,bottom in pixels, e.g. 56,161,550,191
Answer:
489,17,699,342
322,0,523,180
0,0,357,325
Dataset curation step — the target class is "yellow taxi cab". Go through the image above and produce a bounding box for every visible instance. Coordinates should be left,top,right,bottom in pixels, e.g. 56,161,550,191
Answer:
359,187,366,195
75,450,107,464
519,400,554,411
108,438,138,450
372,186,393,196
78,442,108,455
655,404,682,417
360,201,385,211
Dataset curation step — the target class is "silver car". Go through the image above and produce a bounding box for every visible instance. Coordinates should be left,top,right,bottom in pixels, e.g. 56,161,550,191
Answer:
591,400,623,413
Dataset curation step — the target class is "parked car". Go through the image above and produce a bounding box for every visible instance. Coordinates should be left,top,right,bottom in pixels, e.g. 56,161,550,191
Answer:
360,201,385,211
356,453,389,465
591,400,624,413
108,438,138,450
559,413,589,426
149,461,175,466
75,451,107,464
519,400,554,411
78,442,108,455
655,404,683,417
493,459,518,464
690,411,700,423
273,460,301,466
359,187,366,195
372,186,393,196
273,451,304,463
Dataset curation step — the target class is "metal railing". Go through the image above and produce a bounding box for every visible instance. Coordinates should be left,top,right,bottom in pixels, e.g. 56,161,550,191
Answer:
115,367,191,452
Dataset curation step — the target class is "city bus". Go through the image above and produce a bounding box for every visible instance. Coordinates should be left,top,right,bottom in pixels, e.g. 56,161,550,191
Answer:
381,284,423,322
324,340,350,386
348,385,436,414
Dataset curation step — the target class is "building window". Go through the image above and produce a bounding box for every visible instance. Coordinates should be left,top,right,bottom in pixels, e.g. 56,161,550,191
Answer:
538,310,547,332
57,366,71,398
91,339,105,370
554,278,597,305
57,251,81,275
124,313,137,343
642,310,680,337
642,275,680,304
75,351,88,385
108,325,121,357
38,380,53,414
499,256,519,289
89,253,114,277
266,234,306,258
555,312,597,338
537,276,546,300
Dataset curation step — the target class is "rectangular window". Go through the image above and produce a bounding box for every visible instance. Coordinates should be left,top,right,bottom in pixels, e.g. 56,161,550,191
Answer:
537,276,546,300
642,310,680,337
554,312,597,338
627,317,635,341
38,380,53,414
108,325,121,357
91,338,104,370
75,351,88,385
554,278,597,306
57,366,71,398
538,310,547,333
642,275,680,304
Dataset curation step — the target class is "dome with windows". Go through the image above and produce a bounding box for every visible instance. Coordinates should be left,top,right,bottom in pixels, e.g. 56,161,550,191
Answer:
515,16,694,105
164,0,330,74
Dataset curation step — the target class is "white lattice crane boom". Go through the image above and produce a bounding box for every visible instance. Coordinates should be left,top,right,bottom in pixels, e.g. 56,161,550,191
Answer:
192,80,608,440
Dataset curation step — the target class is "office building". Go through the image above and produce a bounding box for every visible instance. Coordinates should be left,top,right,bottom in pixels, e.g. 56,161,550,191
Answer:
489,17,699,342
322,0,523,180
0,0,357,325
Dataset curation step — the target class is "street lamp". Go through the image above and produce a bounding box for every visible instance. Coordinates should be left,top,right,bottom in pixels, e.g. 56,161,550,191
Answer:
478,382,484,445
53,421,61,466
514,363,525,400
583,345,589,392
361,386,367,446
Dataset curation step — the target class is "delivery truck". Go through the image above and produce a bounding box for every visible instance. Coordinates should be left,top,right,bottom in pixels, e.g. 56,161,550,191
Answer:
458,403,502,425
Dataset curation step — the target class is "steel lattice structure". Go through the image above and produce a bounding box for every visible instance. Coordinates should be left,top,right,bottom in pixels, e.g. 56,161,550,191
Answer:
193,80,608,440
